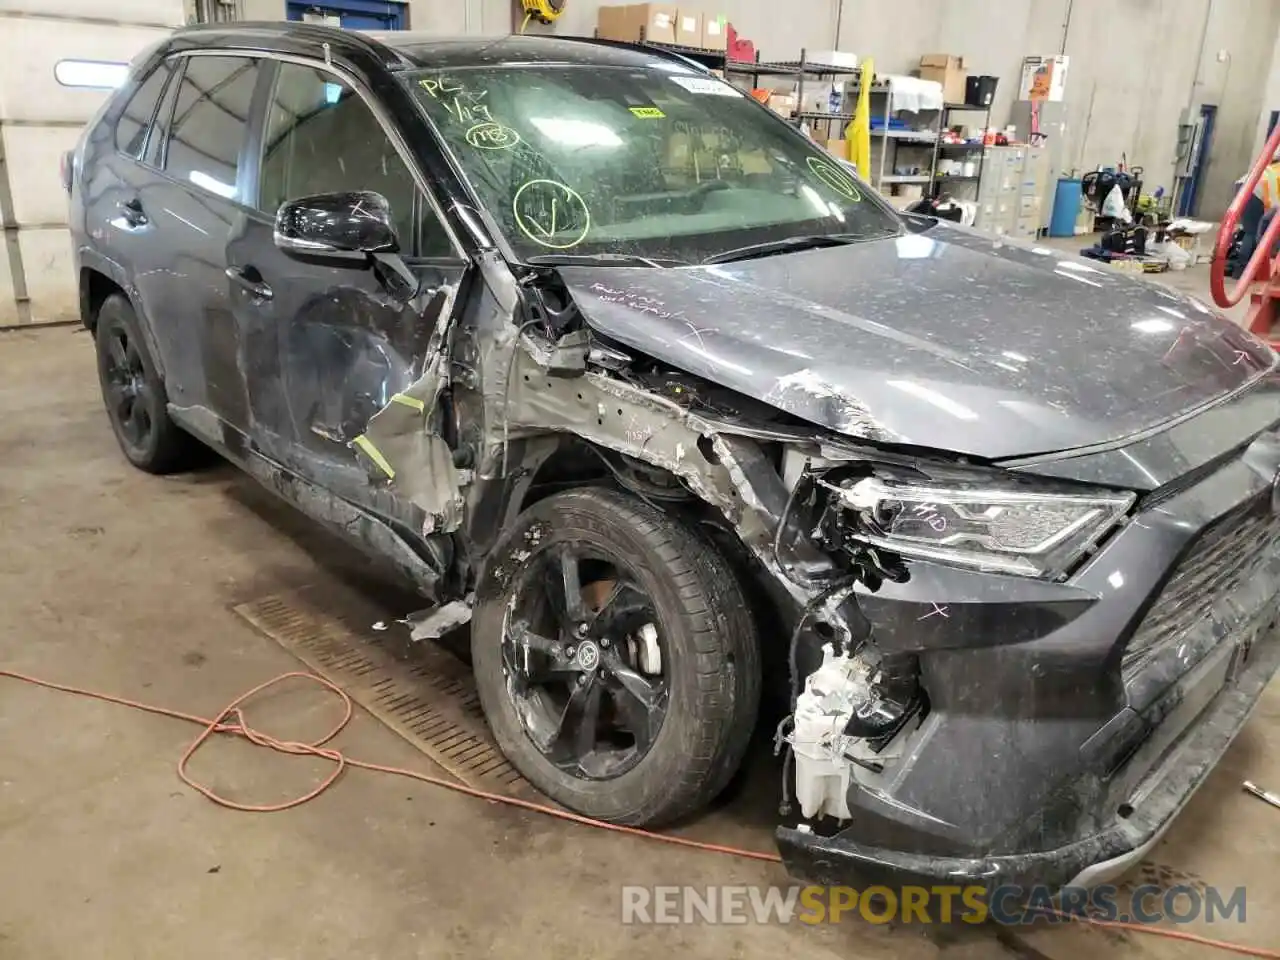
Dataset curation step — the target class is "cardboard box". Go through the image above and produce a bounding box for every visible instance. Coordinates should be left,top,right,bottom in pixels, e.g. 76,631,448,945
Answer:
804,50,859,71
676,10,701,45
770,96,797,119
702,13,727,50
823,138,849,161
596,5,637,41
639,3,678,43
799,81,842,114
919,53,967,104
596,4,677,44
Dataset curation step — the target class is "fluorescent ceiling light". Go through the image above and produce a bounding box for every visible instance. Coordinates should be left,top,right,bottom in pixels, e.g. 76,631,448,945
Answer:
528,117,622,148
55,60,129,90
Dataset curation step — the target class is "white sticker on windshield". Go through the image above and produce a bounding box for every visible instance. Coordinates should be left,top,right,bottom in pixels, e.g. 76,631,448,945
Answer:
669,75,740,97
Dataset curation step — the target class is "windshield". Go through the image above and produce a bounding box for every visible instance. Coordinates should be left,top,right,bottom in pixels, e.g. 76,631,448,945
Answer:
403,64,900,264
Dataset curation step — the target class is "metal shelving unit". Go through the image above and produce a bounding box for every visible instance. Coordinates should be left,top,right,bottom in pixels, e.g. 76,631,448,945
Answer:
621,32,858,126
629,33,838,73
930,102,993,198
795,110,854,122
807,78,941,193
873,129,938,143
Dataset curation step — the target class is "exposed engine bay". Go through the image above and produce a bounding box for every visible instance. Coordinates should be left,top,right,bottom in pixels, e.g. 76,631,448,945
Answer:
494,265,940,824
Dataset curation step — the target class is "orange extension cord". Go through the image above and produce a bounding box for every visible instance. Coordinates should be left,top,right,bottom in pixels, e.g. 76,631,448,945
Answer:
2,667,1278,958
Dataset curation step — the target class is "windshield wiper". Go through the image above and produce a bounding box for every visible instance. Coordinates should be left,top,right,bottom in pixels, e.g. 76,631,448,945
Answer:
702,233,879,265
526,252,687,268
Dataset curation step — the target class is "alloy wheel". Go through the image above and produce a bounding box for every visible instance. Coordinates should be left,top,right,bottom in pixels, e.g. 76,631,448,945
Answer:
501,543,670,780
101,326,155,451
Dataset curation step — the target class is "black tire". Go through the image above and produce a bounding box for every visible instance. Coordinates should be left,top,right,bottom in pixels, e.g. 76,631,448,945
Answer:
94,293,199,474
472,487,761,826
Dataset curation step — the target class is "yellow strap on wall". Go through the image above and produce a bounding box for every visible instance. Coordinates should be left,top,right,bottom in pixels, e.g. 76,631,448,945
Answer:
352,435,396,479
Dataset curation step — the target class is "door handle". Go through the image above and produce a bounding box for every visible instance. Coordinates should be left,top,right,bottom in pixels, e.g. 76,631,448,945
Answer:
118,197,147,227
225,265,274,301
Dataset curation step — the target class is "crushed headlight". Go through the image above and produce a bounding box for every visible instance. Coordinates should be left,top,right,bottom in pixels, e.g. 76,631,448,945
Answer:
834,476,1135,579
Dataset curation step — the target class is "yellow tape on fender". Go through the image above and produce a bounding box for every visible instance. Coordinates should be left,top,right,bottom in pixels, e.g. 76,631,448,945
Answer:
352,435,395,479
390,393,426,412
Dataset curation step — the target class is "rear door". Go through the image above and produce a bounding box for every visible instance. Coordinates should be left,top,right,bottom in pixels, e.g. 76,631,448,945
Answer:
81,57,177,368
144,53,264,433
226,56,469,532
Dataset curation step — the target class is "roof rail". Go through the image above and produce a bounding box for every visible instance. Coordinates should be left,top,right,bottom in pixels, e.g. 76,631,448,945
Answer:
173,20,413,69
529,33,714,74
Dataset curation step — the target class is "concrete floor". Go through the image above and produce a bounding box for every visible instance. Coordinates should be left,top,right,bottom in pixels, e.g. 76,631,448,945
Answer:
1,258,1278,959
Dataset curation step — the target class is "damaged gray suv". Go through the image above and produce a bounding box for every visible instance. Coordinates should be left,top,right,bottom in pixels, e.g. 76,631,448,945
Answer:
70,23,1280,894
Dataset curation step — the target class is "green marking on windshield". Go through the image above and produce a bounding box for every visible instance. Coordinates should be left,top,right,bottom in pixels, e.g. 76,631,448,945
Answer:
806,156,862,202
406,64,897,261
418,77,463,100
513,180,590,249
420,75,496,126
465,121,521,150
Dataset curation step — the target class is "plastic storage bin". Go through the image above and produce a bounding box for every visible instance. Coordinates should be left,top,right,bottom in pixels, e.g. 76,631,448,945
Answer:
1050,178,1083,237
965,75,998,106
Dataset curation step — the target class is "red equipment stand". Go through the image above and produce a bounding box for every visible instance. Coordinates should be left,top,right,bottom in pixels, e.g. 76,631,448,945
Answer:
1210,123,1280,350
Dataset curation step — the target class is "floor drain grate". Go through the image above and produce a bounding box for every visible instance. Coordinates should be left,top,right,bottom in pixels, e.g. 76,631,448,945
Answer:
233,589,534,798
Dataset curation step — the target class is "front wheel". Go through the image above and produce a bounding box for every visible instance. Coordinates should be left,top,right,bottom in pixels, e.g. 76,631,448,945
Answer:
471,487,760,826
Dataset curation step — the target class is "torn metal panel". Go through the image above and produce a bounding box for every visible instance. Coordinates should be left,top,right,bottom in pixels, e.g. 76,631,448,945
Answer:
220,195,473,540
407,598,474,640
461,435,560,558
239,446,445,598
354,351,466,536
504,359,740,516
499,347,841,612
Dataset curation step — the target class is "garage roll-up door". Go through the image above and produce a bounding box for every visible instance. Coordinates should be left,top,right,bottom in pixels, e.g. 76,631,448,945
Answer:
287,1,406,30
0,1,184,327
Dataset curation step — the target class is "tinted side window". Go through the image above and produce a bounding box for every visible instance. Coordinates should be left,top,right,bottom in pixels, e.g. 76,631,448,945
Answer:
164,55,259,199
114,61,173,159
259,63,447,256
145,58,182,169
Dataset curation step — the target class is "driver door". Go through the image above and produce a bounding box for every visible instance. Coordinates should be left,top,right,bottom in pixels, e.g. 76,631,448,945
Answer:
225,57,468,534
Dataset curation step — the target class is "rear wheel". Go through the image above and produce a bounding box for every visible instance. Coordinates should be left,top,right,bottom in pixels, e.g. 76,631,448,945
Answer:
94,294,199,473
472,487,760,826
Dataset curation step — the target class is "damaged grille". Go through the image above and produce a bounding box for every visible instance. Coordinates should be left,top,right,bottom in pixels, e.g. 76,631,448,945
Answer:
1123,493,1280,674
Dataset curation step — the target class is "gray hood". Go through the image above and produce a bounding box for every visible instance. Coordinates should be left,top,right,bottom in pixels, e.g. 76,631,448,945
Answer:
560,224,1275,460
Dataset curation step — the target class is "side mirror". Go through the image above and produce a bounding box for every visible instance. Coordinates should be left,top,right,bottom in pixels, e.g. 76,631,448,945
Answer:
274,190,400,258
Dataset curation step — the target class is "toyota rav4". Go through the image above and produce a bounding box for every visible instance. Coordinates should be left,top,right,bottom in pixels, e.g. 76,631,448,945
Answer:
67,23,1280,893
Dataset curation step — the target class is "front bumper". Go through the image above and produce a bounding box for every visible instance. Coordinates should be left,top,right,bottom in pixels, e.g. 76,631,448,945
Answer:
779,622,1279,891
778,430,1280,893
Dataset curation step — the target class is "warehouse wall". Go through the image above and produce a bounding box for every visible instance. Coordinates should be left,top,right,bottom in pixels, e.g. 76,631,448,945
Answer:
5,0,1280,327
830,0,1278,217
402,0,1279,215
207,0,1280,217
0,0,185,326
239,0,287,18
1252,24,1280,171
1191,0,1280,216
229,0,468,31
